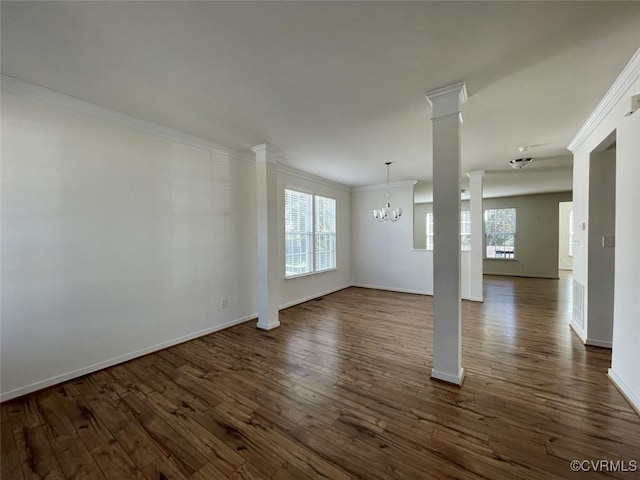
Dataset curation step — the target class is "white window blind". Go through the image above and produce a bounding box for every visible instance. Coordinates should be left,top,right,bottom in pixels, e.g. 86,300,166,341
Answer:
426,211,471,251
314,195,336,271
285,189,336,278
285,189,313,277
484,208,516,258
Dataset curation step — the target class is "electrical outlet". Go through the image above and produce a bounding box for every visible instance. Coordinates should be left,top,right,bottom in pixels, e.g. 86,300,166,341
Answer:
221,298,228,308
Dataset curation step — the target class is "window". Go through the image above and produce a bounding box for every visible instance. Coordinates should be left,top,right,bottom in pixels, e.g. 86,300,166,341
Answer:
460,210,471,251
425,211,471,251
426,213,434,250
484,208,516,258
285,190,313,276
314,195,337,272
285,189,336,278
568,210,574,256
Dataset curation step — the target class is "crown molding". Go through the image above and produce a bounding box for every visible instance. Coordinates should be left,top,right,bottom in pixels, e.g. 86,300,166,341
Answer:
276,163,351,192
568,47,640,153
352,180,418,192
1,74,255,163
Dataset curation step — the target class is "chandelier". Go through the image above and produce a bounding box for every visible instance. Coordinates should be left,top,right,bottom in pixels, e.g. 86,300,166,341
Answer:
373,162,402,222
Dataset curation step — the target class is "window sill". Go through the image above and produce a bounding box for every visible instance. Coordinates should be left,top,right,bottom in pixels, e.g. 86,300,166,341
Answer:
285,268,338,280
484,257,518,261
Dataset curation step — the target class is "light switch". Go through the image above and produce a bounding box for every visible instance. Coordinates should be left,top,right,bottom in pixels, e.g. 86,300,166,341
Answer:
602,236,615,248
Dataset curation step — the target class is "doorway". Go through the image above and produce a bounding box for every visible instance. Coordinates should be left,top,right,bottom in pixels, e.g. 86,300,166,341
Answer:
558,201,574,272
586,132,616,348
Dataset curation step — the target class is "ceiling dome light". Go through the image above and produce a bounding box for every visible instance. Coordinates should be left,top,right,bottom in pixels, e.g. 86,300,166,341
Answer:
509,157,533,169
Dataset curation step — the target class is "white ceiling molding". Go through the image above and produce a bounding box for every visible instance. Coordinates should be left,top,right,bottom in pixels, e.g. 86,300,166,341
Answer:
251,143,284,164
568,47,640,153
352,180,418,193
276,162,351,192
1,74,254,163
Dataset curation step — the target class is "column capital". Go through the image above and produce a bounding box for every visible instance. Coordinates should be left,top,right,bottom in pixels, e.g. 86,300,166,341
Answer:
426,82,468,119
467,170,485,183
251,143,284,164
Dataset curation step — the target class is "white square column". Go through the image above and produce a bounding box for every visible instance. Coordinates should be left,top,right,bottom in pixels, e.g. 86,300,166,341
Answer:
467,170,485,302
251,143,281,330
426,82,467,385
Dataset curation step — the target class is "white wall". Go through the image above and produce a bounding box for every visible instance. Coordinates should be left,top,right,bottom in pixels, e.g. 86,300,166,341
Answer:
277,169,351,309
352,184,434,295
483,193,572,279
1,89,258,401
570,52,640,413
558,201,573,270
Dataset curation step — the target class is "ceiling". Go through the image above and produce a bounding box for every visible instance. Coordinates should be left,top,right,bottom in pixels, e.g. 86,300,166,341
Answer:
2,2,640,192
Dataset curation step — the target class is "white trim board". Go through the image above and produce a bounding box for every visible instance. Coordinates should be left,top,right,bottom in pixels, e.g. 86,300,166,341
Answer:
1,74,254,163
464,296,484,303
431,368,465,386
568,47,640,152
608,368,640,417
277,163,351,193
278,285,351,310
351,283,481,301
569,321,587,344
352,180,418,193
483,272,559,279
0,314,256,403
585,339,612,349
352,283,433,296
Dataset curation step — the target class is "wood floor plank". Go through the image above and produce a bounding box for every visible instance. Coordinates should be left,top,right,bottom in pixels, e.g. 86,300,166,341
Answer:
140,455,191,480
1,404,26,480
227,463,269,480
35,390,106,480
2,274,640,480
119,391,209,478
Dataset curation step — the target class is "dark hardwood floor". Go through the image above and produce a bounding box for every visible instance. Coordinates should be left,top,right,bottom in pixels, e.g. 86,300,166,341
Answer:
2,275,639,479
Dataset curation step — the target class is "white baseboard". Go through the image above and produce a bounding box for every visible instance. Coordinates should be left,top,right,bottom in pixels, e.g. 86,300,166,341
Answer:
278,285,351,310
586,338,612,349
608,368,640,416
569,321,587,343
464,296,484,303
352,283,432,296
0,314,256,403
484,272,559,279
431,368,465,386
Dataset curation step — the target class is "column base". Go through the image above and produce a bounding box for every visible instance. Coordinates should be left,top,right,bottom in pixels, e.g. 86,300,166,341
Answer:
256,320,280,331
431,367,465,386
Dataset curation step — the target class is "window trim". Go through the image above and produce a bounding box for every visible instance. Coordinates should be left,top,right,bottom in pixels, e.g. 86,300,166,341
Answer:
284,187,337,279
